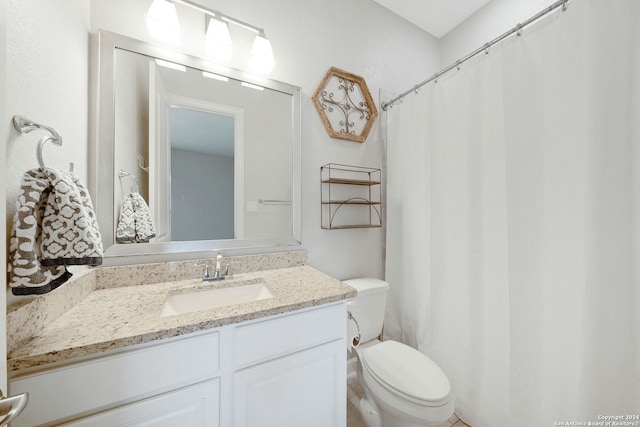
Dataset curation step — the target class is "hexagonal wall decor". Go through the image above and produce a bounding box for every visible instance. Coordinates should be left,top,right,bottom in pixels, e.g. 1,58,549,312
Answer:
312,67,378,143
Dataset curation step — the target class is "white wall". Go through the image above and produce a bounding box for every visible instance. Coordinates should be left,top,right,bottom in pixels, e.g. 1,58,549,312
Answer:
0,0,8,392
5,0,91,208
4,0,439,284
440,0,559,65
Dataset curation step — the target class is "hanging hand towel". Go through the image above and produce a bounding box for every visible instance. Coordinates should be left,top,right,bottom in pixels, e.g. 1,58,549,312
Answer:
8,168,103,296
116,193,156,243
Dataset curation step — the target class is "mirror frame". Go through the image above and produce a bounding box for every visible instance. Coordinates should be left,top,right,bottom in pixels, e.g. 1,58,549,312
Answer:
91,30,302,262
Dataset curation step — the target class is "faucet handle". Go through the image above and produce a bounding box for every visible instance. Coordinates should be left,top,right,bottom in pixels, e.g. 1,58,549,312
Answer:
224,263,233,279
194,263,211,280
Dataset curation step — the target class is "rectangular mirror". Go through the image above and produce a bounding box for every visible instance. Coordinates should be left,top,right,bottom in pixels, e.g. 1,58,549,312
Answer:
93,31,301,261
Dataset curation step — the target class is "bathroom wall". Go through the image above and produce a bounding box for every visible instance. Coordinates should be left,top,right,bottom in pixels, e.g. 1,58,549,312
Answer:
4,0,440,283
440,0,559,65
0,0,8,389
5,0,91,199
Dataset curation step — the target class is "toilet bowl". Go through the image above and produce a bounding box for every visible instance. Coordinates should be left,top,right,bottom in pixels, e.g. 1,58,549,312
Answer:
345,278,454,427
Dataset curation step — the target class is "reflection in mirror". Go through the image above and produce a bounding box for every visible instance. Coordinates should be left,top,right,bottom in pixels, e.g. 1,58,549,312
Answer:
94,31,301,260
170,107,235,241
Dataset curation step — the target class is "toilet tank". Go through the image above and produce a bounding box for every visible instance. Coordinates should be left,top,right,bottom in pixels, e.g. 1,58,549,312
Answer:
344,278,389,344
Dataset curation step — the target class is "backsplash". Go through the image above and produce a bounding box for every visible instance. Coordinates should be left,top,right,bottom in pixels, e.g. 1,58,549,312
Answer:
7,250,307,354
95,251,307,289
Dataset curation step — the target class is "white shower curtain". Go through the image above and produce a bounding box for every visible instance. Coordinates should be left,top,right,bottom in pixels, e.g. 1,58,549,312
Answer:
384,1,640,425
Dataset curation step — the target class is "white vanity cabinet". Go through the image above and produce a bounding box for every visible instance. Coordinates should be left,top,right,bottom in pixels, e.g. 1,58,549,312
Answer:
9,302,347,427
231,302,347,427
9,331,221,427
62,380,220,427
233,341,345,427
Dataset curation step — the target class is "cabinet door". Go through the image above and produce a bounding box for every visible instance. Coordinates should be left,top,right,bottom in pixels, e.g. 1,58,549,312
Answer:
10,331,219,427
233,340,346,427
62,380,219,427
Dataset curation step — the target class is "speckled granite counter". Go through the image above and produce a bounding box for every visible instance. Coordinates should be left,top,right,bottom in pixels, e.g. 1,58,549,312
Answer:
8,265,356,372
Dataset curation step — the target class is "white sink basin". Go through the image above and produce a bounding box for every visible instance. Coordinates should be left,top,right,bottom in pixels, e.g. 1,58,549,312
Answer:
161,280,274,317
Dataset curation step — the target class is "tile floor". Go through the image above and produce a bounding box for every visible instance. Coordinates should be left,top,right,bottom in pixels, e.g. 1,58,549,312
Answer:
347,373,471,427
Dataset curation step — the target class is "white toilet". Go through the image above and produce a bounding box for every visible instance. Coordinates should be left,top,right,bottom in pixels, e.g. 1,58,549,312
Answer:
345,278,454,427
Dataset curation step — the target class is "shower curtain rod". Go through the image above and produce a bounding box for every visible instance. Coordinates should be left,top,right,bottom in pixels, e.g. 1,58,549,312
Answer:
381,0,569,111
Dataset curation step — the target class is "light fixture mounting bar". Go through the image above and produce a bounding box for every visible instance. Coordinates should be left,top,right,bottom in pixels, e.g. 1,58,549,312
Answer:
220,16,262,35
171,0,264,35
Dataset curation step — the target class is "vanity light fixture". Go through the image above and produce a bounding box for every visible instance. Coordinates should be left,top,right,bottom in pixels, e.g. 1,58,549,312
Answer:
204,16,233,63
145,0,276,74
248,32,275,74
145,0,181,45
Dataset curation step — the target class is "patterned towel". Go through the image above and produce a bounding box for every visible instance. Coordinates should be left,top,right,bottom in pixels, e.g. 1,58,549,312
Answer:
116,193,156,243
8,168,103,295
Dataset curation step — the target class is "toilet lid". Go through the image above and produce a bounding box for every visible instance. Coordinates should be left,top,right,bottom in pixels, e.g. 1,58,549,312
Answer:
361,340,451,405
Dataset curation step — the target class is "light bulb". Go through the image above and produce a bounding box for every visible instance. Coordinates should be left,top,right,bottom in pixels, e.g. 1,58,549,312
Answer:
204,17,234,63
248,33,275,75
145,0,181,45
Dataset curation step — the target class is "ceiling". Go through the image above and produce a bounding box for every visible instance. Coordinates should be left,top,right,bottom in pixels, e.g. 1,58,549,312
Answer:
372,0,492,39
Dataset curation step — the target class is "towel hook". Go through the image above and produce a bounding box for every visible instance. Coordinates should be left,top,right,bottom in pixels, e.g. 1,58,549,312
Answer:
118,170,139,193
13,115,62,169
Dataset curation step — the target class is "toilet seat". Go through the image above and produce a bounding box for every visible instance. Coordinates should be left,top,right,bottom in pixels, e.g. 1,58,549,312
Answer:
360,340,451,407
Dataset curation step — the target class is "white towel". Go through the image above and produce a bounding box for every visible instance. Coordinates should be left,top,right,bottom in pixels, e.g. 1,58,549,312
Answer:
116,193,156,243
8,168,103,295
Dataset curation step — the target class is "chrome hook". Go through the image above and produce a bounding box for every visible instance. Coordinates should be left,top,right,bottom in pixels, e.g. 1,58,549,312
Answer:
118,170,139,193
13,115,61,141
13,115,63,169
35,136,61,169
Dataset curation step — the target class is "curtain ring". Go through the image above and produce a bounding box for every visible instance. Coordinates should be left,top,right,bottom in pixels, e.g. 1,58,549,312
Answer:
456,60,461,71
516,23,523,37
562,0,567,11
484,43,490,55
434,72,439,83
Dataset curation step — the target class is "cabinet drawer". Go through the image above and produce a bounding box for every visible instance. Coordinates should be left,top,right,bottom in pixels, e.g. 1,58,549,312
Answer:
61,380,220,427
10,331,219,427
234,303,346,368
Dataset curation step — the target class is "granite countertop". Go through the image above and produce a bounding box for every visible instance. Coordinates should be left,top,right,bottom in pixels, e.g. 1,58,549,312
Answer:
8,266,356,372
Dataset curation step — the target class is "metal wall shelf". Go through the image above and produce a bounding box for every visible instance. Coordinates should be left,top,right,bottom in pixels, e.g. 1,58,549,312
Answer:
321,163,382,230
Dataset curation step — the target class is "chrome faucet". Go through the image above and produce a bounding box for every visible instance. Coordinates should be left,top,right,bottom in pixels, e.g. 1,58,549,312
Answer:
196,254,231,282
